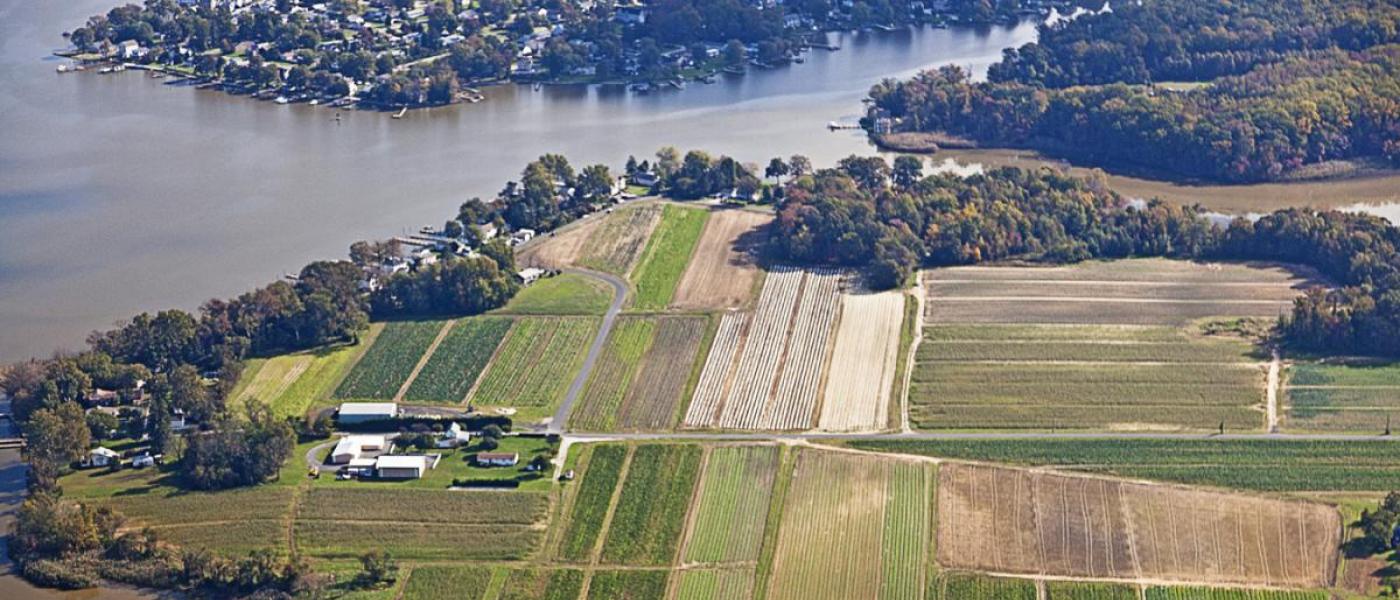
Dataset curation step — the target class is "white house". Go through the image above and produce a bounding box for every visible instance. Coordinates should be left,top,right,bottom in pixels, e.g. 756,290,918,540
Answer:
131,454,156,468
116,40,147,60
84,447,120,468
331,435,388,464
476,452,519,467
434,423,471,449
336,402,398,424
375,454,440,479
517,267,546,286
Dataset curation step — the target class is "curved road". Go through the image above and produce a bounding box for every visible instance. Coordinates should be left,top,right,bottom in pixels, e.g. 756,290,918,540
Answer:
548,268,629,433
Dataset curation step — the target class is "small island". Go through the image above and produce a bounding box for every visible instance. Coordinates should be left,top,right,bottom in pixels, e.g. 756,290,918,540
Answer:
56,0,1081,110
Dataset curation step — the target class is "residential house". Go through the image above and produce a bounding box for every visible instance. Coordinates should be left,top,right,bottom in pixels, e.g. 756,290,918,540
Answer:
85,388,119,407
476,452,519,467
116,40,147,60
434,422,472,449
517,267,546,286
83,447,120,468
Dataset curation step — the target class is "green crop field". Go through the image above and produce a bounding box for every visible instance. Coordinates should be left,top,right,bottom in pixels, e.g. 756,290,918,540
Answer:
297,488,547,525
471,317,598,415
1144,587,1328,599
1288,388,1400,409
1047,582,1139,599
233,325,382,418
499,569,584,600
614,316,708,431
293,521,540,560
927,572,1036,600
149,520,289,557
558,445,628,562
403,318,512,403
402,566,493,600
601,444,702,566
675,569,754,600
913,363,1260,386
571,317,657,431
585,570,669,600
879,462,930,600
334,320,445,399
228,355,310,412
914,403,1262,431
684,445,779,564
1289,362,1400,386
498,272,614,315
631,205,709,310
917,339,1257,363
923,324,1200,343
846,439,1400,491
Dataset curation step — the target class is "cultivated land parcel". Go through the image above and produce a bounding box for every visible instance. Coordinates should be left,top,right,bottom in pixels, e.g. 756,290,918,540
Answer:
73,204,1400,599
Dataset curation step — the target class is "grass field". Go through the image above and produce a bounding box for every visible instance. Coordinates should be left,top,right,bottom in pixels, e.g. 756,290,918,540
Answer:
571,318,657,431
471,317,597,420
402,566,493,600
584,570,669,600
1289,362,1400,386
1144,588,1329,599
403,317,512,403
927,572,1037,600
576,204,663,275
630,205,709,310
1046,582,1139,599
913,260,1296,432
683,445,780,565
229,355,311,411
600,444,702,565
232,326,382,418
847,439,1400,491
498,273,614,315
499,569,585,600
334,320,446,399
674,569,754,599
558,445,628,562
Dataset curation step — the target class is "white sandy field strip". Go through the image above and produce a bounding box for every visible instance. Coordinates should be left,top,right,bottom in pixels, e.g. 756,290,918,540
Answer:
819,289,905,432
763,268,842,429
684,312,750,427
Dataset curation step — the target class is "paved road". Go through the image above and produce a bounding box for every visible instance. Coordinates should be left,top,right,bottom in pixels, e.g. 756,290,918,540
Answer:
549,268,629,433
564,430,1400,442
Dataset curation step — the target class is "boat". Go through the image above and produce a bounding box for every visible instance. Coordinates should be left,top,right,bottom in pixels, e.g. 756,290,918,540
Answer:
56,64,69,73
628,82,650,93
111,64,126,72
274,96,290,104
98,66,113,74
309,99,319,106
794,56,806,64
533,82,542,91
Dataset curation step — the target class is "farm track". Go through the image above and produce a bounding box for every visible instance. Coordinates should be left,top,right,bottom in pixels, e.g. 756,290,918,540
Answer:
550,268,627,433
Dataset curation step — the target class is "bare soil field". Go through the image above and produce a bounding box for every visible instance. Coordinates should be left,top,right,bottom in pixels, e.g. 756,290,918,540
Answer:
937,463,1341,588
767,450,929,600
819,289,906,432
683,267,843,430
671,209,772,310
927,299,1292,327
576,204,664,275
926,260,1318,285
614,316,708,430
517,216,602,270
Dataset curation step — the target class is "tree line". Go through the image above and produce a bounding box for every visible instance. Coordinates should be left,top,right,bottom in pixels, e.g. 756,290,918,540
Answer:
773,156,1400,357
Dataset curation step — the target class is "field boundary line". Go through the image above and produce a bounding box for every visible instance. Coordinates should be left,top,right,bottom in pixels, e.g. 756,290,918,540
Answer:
928,296,1292,305
927,279,1307,288
1267,349,1281,432
391,319,456,402
460,318,515,405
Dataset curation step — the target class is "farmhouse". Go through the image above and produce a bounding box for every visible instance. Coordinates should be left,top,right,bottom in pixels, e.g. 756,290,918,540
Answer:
374,454,441,479
434,422,471,449
476,452,519,467
83,447,120,468
331,435,389,464
336,402,398,424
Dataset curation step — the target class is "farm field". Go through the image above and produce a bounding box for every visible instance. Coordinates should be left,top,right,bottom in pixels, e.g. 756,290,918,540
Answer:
936,462,1341,587
846,439,1400,491
685,267,843,430
575,203,664,275
228,354,312,411
673,569,754,600
498,273,614,315
401,566,493,600
599,444,702,565
403,317,512,403
571,317,657,431
671,208,771,311
630,204,709,310
569,315,708,432
1046,582,1138,599
682,445,780,565
499,568,585,600
766,449,931,600
517,214,601,271
927,572,1037,600
471,317,598,421
1144,588,1329,599
584,570,668,600
1283,361,1400,433
819,288,906,432
230,325,382,418
333,319,447,400
557,444,629,562
912,259,1306,431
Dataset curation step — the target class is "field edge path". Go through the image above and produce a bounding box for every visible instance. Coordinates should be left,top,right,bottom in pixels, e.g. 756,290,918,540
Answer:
550,268,629,433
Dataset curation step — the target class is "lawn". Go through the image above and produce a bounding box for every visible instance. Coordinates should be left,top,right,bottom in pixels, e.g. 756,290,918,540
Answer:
600,444,702,565
846,439,1400,491
403,317,512,403
402,566,493,600
497,273,614,315
630,205,710,310
334,320,446,399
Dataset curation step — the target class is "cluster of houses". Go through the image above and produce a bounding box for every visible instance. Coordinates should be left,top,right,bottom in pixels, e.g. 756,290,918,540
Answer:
78,380,193,470
329,403,520,481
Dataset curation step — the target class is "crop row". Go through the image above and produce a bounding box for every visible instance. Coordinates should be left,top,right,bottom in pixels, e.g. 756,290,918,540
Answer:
403,317,513,403
912,362,1261,386
571,318,658,431
912,381,1262,407
912,403,1261,431
916,339,1257,363
685,312,748,427
402,566,492,600
293,520,539,561
615,316,707,430
847,439,1400,491
631,205,710,310
720,266,804,428
879,461,929,600
584,570,669,600
148,520,287,557
675,569,754,600
765,268,841,430
333,320,445,399
923,323,1198,343
684,445,780,564
1284,407,1398,433
557,444,628,562
576,204,662,275
926,572,1036,600
296,488,547,525
1144,587,1328,600
499,568,584,600
601,444,702,565
1289,362,1400,386
925,298,1290,327
1046,582,1138,599
472,317,598,408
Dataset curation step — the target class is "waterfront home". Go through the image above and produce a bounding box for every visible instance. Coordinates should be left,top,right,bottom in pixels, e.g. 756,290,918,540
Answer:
85,388,119,406
336,402,399,424
83,447,120,468
116,40,146,60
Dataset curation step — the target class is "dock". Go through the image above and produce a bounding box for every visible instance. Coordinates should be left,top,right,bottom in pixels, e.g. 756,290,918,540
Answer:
391,106,407,119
